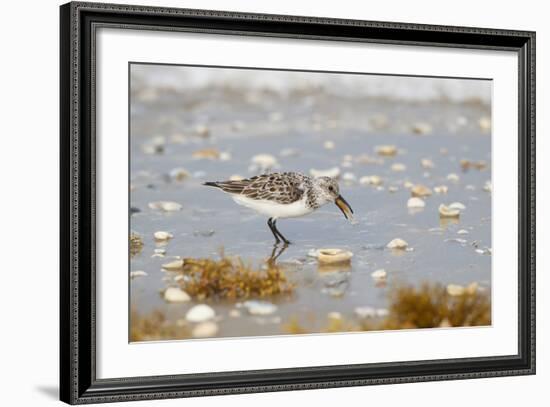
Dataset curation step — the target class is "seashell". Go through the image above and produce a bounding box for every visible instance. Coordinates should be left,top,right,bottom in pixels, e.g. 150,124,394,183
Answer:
355,306,376,319
371,269,387,281
412,122,433,135
164,287,190,303
161,259,184,270
229,309,241,318
219,152,232,161
359,175,382,186
243,300,278,316
148,201,182,212
407,197,425,208
466,282,479,295
195,124,210,137
457,229,469,235
186,304,216,322
323,140,335,150
386,238,408,250
483,180,492,192
388,186,399,193
404,181,414,189
446,284,465,297
130,270,147,279
317,248,353,264
376,308,389,317
251,154,278,170
342,172,356,182
192,148,220,160
375,145,397,156
310,167,341,179
421,158,435,169
411,184,432,198
154,231,173,241
433,185,448,194
192,321,219,338
478,116,491,132
229,174,244,181
391,163,406,172
447,173,460,182
169,167,190,181
449,202,466,211
328,312,342,320
439,204,461,218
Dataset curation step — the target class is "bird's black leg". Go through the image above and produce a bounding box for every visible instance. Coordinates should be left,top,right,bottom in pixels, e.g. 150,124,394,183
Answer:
267,218,281,244
272,219,290,245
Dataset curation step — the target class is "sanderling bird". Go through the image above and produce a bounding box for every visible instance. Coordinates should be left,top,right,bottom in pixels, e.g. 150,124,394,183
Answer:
203,172,354,244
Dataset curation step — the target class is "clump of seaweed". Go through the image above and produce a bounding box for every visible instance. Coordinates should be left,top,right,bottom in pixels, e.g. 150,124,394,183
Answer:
381,283,491,329
176,254,295,300
130,232,143,258
130,309,190,342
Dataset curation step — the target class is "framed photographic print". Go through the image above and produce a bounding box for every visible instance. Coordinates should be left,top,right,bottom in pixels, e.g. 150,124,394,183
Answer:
60,1,536,404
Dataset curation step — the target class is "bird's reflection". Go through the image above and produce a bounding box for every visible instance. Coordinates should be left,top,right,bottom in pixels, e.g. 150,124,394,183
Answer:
267,243,288,265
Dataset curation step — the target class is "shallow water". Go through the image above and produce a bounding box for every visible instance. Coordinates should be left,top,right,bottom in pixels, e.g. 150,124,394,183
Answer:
130,84,492,340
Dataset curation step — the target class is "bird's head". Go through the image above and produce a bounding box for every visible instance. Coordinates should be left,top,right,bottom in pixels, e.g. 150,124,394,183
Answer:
314,177,354,221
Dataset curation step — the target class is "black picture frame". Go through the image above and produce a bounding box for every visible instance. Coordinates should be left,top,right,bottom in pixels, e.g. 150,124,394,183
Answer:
60,1,536,404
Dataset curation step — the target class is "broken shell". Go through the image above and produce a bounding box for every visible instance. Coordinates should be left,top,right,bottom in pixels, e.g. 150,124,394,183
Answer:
195,124,210,137
391,163,406,172
446,284,465,297
447,173,460,182
355,306,376,319
386,238,408,250
404,181,414,189
169,167,191,181
186,304,216,322
439,204,461,218
457,229,469,235
411,184,432,198
130,270,147,279
359,175,382,186
412,122,432,135
388,186,399,193
421,158,435,169
466,282,479,295
243,300,278,316
483,180,492,192
164,287,190,303
192,321,219,338
161,259,184,270
323,140,335,150
148,201,182,212
317,248,353,264
434,185,448,194
407,197,426,208
154,231,173,241
449,202,466,211
375,145,397,156
371,269,387,281
192,148,220,160
310,167,341,179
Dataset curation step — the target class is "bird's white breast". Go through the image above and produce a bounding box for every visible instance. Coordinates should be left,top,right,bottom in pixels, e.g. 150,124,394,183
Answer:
231,194,313,219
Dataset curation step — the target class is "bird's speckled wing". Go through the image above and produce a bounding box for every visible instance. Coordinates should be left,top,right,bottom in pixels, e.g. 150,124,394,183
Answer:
210,172,308,204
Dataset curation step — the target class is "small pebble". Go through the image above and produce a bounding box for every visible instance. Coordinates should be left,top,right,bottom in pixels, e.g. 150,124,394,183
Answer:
407,197,425,208
192,322,219,338
412,122,432,135
229,174,244,181
434,185,448,194
479,116,491,132
421,158,435,169
388,186,399,193
154,231,173,241
371,269,387,281
164,287,190,303
387,238,408,250
483,180,492,192
243,300,278,316
251,154,278,170
169,167,190,181
195,124,210,137
323,140,335,150
186,304,216,322
447,173,460,182
130,270,147,279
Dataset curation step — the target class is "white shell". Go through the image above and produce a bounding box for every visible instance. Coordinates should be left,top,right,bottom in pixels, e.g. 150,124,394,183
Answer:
251,154,278,169
411,122,433,135
446,284,465,297
130,270,147,279
375,145,397,156
391,163,406,172
386,238,409,250
355,306,376,319
161,259,184,270
407,197,426,208
449,202,466,210
421,158,435,169
359,175,382,186
323,140,335,150
243,300,278,316
371,269,387,281
186,304,216,322
439,204,461,218
169,167,190,181
411,184,432,197
148,201,182,212
317,248,353,264
154,231,173,241
164,287,190,303
310,167,341,178
192,322,219,338
433,185,448,194
447,173,460,182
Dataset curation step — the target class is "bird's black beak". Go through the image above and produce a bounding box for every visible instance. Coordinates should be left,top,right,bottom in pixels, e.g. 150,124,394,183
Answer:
335,195,354,220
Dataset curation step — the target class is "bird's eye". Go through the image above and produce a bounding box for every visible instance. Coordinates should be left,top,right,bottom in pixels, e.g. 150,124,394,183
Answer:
328,186,334,192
